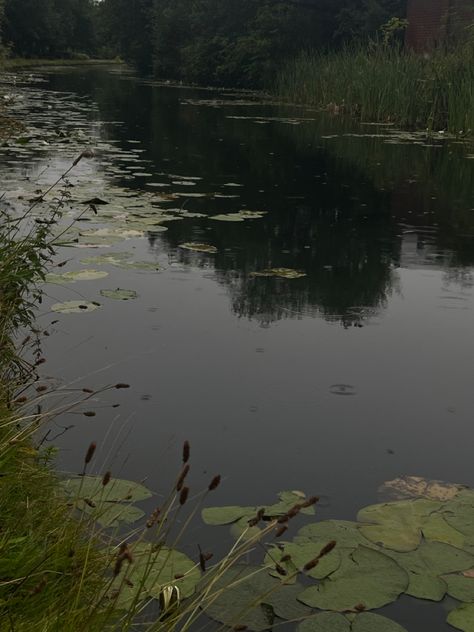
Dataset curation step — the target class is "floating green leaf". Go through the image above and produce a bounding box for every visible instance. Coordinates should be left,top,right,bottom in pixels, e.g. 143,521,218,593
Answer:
81,253,132,266
179,242,218,254
250,268,306,279
296,520,370,549
77,500,144,528
100,288,138,300
203,565,309,631
266,540,341,581
51,300,100,314
46,269,109,284
298,613,351,632
61,475,152,503
202,505,255,526
109,543,200,610
383,541,474,601
351,612,408,632
357,499,442,552
447,603,474,632
210,210,267,222
299,546,408,611
442,573,474,602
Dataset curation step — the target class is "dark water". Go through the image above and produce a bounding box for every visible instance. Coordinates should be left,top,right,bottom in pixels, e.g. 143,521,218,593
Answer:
2,66,474,631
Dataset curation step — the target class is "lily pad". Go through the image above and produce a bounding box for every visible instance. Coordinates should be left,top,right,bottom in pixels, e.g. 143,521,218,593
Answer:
203,565,309,631
357,499,442,552
298,613,351,632
51,300,100,314
210,210,267,222
298,546,408,611
266,540,341,581
179,242,218,254
296,520,370,549
77,499,145,528
384,541,474,601
250,268,306,279
202,505,256,526
351,613,408,632
109,543,200,609
81,253,132,266
100,288,138,300
61,475,152,503
447,603,474,632
442,573,474,602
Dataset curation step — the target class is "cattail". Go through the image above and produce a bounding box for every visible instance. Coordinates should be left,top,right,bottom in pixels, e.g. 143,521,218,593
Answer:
182,441,190,463
277,515,289,524
281,554,292,562
14,396,27,404
114,543,133,576
177,465,190,492
354,603,366,612
147,507,161,528
208,475,221,491
198,546,213,572
84,498,96,508
21,335,31,345
36,385,48,393
301,496,319,508
84,442,96,464
275,564,287,576
319,540,337,558
115,383,130,389
233,625,248,631
303,557,320,572
174,573,184,580
102,471,112,487
83,411,96,417
287,504,302,519
82,388,94,393
275,525,288,538
179,486,189,506
35,357,46,366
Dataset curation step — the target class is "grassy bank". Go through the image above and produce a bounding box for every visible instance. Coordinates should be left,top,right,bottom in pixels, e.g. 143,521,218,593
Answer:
276,42,474,133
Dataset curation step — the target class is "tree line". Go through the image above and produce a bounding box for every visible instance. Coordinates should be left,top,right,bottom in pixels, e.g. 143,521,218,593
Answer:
0,0,407,87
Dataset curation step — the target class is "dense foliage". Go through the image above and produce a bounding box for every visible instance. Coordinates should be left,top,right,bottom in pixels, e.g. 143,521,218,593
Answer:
2,0,97,58
97,0,407,86
0,0,407,85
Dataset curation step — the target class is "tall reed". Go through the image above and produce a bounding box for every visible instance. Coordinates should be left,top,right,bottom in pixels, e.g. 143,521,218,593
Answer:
276,41,474,133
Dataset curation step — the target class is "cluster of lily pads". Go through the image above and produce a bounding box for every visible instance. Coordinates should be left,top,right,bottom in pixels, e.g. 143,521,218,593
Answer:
0,73,308,298
200,477,474,632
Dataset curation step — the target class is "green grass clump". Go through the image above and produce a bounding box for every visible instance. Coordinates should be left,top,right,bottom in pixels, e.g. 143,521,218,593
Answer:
276,41,474,133
0,427,107,632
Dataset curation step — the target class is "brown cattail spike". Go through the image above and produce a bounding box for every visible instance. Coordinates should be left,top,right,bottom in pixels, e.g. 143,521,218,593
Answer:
275,525,288,538
84,442,97,464
179,486,189,506
102,471,112,487
177,464,190,492
183,441,190,463
301,496,320,508
208,475,221,491
303,558,320,572
319,540,337,558
115,383,130,389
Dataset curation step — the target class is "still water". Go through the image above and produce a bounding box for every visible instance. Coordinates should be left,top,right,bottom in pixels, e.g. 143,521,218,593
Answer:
2,65,474,630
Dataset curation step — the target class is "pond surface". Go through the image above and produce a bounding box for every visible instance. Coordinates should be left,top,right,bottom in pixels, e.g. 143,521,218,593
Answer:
2,65,474,631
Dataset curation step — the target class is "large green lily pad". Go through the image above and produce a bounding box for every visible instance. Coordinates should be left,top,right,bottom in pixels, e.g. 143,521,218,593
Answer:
296,520,370,549
179,242,217,253
109,543,200,609
46,269,109,284
442,573,474,602
351,613,408,631
447,603,474,632
61,475,152,503
210,210,267,222
379,476,466,502
298,546,408,611
384,541,474,601
202,565,309,631
51,300,100,314
357,499,442,552
298,613,350,632
100,288,138,300
77,499,145,528
266,540,341,581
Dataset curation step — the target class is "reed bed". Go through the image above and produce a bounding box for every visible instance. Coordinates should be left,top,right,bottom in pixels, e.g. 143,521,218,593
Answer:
276,41,474,133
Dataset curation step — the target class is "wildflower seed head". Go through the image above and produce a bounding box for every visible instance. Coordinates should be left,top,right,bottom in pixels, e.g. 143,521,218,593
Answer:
208,475,221,491
182,440,190,463
179,486,190,505
84,442,97,464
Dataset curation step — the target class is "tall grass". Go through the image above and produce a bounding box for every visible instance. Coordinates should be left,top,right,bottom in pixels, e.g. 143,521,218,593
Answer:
276,41,474,133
